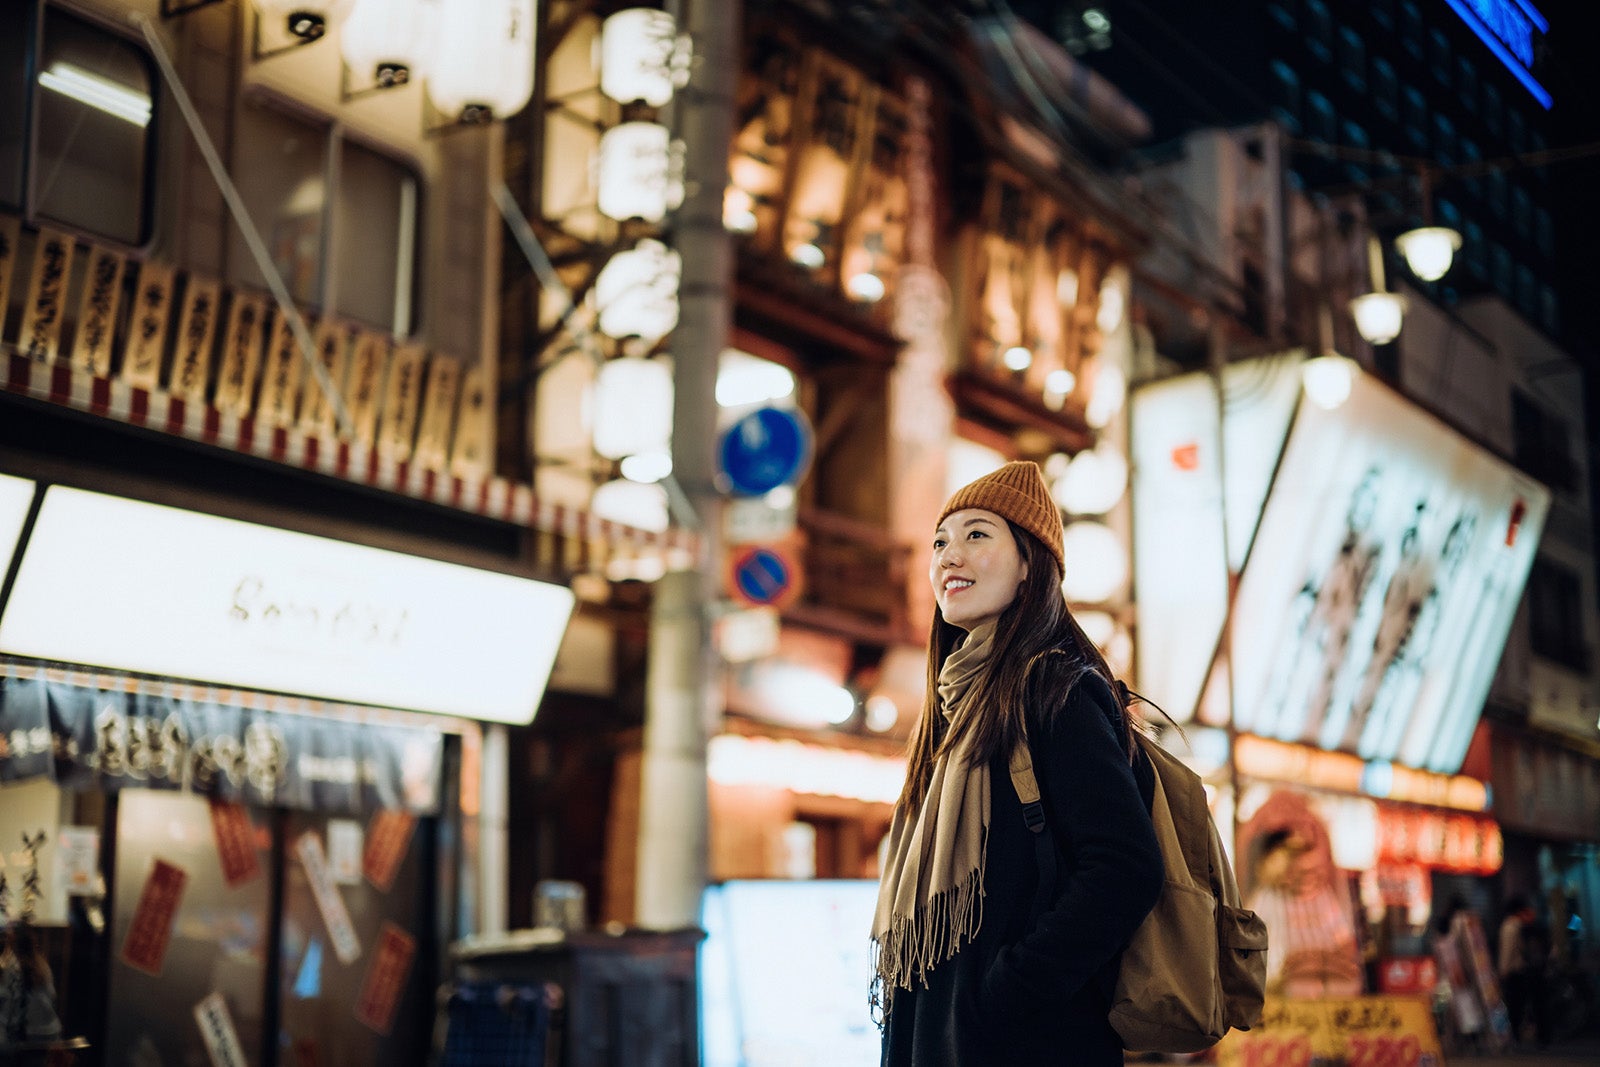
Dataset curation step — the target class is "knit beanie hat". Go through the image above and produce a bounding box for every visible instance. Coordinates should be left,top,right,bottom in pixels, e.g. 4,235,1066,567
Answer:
937,461,1064,575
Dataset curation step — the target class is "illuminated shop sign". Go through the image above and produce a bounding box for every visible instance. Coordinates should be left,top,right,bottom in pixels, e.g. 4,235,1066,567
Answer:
1130,353,1305,724
1376,805,1502,875
0,487,575,724
0,473,35,572
1445,0,1551,109
1235,735,1490,812
707,734,905,804
1230,371,1547,773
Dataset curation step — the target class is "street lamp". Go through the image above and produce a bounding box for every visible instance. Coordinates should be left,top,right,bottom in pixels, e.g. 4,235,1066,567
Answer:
1394,225,1463,283
1349,292,1407,346
1349,235,1407,346
1301,353,1358,410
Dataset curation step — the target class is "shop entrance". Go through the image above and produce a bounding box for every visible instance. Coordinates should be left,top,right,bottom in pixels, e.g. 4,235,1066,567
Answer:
102,790,438,1066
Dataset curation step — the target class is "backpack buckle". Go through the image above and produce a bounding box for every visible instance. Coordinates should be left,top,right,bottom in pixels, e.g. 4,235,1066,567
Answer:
1021,800,1047,834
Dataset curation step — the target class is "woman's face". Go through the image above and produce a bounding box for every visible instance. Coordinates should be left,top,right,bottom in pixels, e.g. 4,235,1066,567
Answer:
930,508,1028,630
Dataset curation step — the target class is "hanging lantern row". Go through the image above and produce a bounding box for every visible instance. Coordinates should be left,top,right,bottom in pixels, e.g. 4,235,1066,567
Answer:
256,0,354,43
254,0,536,121
580,7,694,537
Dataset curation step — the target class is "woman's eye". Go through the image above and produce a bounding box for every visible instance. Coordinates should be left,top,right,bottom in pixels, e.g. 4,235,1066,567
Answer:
969,530,987,539
932,538,946,549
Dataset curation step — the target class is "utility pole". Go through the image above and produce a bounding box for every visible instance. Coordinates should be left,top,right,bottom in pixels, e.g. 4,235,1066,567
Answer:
635,0,736,929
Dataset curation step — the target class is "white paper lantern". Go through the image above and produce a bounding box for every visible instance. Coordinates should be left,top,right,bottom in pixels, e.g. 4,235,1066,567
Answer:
1096,271,1127,333
597,122,683,223
717,349,795,408
427,0,535,123
592,478,669,534
593,356,673,460
1053,443,1128,515
600,8,687,107
595,239,681,342
1074,609,1117,650
1085,362,1126,429
340,0,439,87
1061,521,1126,604
254,0,354,40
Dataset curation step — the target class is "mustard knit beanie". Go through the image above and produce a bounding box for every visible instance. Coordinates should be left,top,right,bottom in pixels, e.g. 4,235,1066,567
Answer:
937,461,1064,575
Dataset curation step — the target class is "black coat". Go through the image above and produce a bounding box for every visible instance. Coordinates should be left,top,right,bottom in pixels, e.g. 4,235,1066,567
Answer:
880,672,1163,1066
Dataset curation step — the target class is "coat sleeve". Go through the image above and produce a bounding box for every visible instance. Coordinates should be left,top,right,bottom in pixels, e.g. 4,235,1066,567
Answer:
979,673,1164,1019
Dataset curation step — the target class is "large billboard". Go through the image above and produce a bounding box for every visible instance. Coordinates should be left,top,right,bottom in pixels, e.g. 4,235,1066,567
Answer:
1230,371,1547,773
1131,353,1304,723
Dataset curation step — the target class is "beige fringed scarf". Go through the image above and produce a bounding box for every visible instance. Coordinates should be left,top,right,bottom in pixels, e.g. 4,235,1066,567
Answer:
872,620,998,1003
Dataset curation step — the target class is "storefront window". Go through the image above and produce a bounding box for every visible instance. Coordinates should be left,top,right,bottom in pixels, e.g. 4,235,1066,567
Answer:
229,98,420,335
1528,558,1587,671
277,808,435,1063
1372,59,1398,121
105,791,273,1063
1402,87,1427,151
0,5,156,244
333,140,420,334
0,2,29,210
1338,28,1365,92
1304,0,1332,62
0,665,455,1067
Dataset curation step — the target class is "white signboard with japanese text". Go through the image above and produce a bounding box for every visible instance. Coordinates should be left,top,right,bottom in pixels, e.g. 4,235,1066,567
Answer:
0,486,574,724
1230,372,1547,773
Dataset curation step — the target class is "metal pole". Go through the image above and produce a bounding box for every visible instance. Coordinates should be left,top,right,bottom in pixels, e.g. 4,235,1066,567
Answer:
1209,315,1245,858
634,0,735,930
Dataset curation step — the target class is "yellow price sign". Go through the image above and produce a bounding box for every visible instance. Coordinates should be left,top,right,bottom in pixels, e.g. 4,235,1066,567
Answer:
1217,996,1443,1067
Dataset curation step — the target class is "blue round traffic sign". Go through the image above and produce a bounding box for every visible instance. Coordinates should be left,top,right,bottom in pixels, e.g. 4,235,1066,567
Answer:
718,406,811,497
730,546,796,608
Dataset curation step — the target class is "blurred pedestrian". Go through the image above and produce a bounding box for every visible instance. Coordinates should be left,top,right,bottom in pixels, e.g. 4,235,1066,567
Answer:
0,923,62,1046
872,461,1163,1065
1498,895,1551,1048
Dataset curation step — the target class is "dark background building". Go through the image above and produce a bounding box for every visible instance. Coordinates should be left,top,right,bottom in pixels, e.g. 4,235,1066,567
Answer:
1007,0,1600,590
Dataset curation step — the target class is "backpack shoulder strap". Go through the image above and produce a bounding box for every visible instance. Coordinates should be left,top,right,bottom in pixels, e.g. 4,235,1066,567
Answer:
1134,733,1209,889
1008,742,1047,832
1009,737,1056,925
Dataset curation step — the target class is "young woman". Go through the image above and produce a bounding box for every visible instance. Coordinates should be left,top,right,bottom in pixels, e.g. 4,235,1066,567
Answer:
872,461,1163,1066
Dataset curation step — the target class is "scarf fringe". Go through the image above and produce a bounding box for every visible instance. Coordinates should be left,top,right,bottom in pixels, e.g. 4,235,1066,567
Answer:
871,862,985,1006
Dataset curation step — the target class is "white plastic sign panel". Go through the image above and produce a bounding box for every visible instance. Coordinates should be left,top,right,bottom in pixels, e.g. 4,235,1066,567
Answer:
0,486,575,724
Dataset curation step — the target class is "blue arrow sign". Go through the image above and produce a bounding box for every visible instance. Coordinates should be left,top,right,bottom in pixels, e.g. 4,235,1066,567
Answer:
718,406,812,497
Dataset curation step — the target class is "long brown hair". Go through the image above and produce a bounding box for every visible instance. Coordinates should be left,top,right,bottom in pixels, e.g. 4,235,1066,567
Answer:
897,520,1137,816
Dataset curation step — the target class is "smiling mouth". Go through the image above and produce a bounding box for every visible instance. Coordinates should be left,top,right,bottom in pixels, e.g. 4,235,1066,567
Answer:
944,578,973,593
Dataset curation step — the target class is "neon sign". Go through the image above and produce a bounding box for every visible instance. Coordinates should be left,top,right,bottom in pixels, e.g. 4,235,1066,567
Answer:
1445,0,1552,110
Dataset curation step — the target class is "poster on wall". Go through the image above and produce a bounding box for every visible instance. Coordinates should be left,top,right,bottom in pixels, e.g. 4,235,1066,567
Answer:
1230,371,1548,772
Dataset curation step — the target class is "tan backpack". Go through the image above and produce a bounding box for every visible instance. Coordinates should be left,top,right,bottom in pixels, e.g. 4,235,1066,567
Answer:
1009,729,1269,1053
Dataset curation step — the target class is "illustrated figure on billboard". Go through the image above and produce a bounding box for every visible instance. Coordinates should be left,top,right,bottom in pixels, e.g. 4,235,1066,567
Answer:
1261,467,1383,741
1340,510,1477,757
1239,790,1364,999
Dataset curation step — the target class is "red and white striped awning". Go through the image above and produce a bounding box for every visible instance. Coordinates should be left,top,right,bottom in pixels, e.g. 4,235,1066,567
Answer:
3,351,698,569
